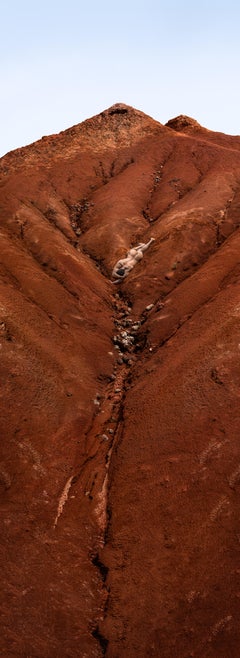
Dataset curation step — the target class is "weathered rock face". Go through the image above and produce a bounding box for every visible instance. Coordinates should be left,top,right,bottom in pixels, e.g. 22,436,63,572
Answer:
1,104,240,657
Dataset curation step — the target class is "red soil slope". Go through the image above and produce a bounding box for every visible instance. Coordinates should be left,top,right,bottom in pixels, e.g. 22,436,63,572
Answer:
0,104,240,657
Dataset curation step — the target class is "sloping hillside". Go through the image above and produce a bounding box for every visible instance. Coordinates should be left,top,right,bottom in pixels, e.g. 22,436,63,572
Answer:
1,104,240,657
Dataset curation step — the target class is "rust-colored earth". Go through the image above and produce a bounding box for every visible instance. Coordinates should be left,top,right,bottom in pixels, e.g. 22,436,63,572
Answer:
1,103,240,657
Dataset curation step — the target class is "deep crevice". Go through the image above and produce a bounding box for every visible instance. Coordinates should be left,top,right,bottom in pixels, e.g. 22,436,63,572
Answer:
91,553,109,582
92,626,109,654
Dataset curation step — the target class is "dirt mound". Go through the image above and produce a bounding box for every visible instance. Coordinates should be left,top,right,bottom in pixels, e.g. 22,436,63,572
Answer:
1,105,240,657
166,114,202,131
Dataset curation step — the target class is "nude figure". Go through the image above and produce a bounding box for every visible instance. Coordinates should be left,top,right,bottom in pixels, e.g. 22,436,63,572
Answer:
112,237,155,282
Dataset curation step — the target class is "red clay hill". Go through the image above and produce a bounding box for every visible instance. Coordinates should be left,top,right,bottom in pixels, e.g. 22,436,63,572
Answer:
1,103,240,657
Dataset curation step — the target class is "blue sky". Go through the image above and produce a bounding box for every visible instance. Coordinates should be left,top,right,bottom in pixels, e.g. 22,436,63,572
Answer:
1,0,240,156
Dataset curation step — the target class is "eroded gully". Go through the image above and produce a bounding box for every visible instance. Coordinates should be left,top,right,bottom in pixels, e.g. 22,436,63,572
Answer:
82,290,151,655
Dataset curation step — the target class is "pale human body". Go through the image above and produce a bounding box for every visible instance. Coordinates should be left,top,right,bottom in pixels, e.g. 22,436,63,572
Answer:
112,238,155,282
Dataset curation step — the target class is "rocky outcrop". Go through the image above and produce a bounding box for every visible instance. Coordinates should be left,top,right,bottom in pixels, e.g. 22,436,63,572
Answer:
1,105,240,657
165,114,202,131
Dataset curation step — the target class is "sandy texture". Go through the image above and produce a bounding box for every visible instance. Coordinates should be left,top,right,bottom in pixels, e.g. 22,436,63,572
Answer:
0,104,240,657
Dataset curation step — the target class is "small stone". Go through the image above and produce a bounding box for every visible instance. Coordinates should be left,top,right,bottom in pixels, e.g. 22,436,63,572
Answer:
117,358,123,365
165,271,174,280
146,304,154,311
132,323,140,331
115,388,121,393
108,429,114,435
102,434,109,441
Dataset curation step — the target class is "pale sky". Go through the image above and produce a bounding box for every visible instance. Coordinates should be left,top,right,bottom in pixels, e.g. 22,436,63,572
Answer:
1,0,240,157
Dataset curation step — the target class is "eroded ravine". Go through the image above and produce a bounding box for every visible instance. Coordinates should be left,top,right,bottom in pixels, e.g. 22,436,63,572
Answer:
71,288,153,655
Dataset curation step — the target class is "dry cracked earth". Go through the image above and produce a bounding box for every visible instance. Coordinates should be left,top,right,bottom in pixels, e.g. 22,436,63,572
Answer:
1,104,240,657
